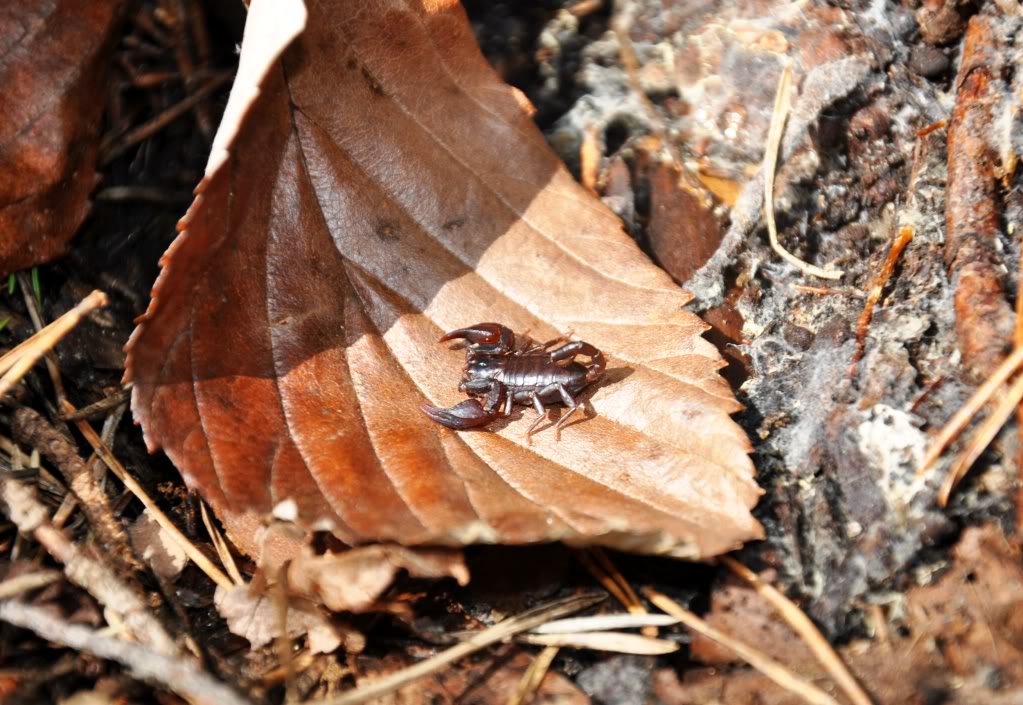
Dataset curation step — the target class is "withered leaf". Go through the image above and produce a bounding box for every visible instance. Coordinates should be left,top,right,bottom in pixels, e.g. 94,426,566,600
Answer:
0,0,125,274
125,0,762,560
285,544,469,614
214,584,343,654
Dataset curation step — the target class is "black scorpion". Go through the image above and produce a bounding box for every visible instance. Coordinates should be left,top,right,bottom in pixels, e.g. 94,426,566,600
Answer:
421,323,606,439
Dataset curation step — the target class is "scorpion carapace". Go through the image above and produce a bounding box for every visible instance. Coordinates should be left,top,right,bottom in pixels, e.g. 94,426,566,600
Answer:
421,322,606,439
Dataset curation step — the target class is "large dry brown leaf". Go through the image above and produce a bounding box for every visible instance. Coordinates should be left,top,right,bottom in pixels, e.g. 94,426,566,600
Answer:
0,0,125,274
125,0,762,560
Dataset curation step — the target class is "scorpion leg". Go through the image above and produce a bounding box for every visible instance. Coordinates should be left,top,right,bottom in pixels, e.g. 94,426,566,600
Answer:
552,384,580,439
525,392,549,438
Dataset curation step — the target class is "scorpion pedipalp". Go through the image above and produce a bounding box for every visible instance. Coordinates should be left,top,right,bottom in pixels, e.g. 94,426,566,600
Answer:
439,323,515,354
420,398,497,430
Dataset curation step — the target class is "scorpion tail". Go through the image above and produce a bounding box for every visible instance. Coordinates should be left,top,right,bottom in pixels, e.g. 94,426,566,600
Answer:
421,398,496,430
585,348,607,384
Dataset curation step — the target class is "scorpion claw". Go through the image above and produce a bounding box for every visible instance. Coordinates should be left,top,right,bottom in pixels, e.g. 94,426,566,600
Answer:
439,323,516,353
420,399,496,430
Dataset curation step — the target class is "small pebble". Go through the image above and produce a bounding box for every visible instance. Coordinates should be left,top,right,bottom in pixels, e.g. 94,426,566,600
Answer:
909,45,949,79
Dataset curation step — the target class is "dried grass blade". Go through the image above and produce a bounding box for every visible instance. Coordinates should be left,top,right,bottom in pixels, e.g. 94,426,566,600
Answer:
644,588,841,705
312,593,603,705
720,556,873,705
517,631,679,655
918,344,1023,476
939,370,1023,506
0,290,107,398
764,62,841,280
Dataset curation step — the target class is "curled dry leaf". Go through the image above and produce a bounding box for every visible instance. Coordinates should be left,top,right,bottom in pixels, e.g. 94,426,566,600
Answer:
285,544,469,613
217,542,464,651
0,0,126,274
214,585,343,654
125,0,762,560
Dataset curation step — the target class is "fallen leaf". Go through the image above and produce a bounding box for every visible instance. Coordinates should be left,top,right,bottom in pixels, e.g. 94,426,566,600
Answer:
285,544,469,613
0,0,126,274
644,160,723,285
125,0,762,560
214,584,343,654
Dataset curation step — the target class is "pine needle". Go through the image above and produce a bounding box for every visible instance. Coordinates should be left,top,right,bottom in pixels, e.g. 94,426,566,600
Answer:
0,290,107,399
917,344,1023,477
507,645,559,705
312,593,602,705
764,61,842,280
938,371,1023,506
720,557,873,705
644,587,842,705
61,399,234,590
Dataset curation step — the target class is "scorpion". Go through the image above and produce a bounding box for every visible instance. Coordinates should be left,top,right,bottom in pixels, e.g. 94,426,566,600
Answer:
421,323,606,439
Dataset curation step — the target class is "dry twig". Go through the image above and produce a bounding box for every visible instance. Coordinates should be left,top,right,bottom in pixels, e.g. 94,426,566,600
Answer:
0,476,177,655
0,600,249,705
60,399,234,590
0,570,61,599
13,406,141,576
101,71,233,163
944,16,1015,379
1016,246,1023,533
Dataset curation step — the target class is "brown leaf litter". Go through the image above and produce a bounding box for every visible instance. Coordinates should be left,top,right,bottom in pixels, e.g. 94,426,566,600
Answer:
656,525,1023,705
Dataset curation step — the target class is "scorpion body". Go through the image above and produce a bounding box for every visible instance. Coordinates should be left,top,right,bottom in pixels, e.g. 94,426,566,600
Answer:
421,323,606,439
